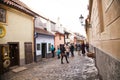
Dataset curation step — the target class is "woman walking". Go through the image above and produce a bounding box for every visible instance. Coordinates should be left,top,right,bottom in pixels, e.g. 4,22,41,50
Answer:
81,42,86,56
60,44,69,64
65,44,70,58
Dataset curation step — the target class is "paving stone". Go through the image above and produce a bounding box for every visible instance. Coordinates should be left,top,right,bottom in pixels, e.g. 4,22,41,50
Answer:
3,52,100,80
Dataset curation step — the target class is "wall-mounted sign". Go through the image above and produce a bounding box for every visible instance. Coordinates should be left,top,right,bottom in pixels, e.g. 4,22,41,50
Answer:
0,8,6,23
0,25,6,38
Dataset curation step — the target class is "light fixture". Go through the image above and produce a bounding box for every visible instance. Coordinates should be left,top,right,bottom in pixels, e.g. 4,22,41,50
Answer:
79,14,84,25
79,14,92,28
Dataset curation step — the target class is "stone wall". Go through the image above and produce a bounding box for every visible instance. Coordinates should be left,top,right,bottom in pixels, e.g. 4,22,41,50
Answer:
89,45,120,80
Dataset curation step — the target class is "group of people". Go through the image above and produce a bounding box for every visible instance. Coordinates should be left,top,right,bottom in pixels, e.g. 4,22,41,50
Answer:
51,42,89,64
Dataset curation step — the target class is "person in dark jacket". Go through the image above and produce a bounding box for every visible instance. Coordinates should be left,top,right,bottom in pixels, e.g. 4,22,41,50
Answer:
86,42,89,52
70,44,74,57
81,41,86,56
60,44,69,64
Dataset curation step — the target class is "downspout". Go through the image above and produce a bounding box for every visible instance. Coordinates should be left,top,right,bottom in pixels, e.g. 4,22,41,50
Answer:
33,17,37,62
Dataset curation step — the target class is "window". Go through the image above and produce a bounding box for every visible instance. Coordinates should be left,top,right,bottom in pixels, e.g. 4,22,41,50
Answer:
48,43,51,51
59,35,61,40
67,35,68,38
0,8,6,23
37,44,40,50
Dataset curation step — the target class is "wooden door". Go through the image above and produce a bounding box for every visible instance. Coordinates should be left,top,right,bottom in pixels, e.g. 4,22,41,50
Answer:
8,42,19,67
24,42,33,64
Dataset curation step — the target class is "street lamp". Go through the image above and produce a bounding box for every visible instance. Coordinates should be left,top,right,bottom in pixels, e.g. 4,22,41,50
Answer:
79,14,92,28
79,14,84,25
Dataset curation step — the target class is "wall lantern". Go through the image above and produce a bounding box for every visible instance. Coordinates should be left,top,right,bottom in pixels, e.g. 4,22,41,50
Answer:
79,14,92,28
79,14,84,25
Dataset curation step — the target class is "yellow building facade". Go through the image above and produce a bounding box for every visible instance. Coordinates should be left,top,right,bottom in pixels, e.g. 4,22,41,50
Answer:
0,0,36,68
87,0,120,79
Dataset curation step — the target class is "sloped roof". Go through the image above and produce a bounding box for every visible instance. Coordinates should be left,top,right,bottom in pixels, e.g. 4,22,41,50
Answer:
0,0,39,16
55,31,64,35
35,27,54,36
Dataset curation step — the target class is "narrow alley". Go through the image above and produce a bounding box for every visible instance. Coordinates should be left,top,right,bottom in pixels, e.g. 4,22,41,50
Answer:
0,0,120,80
3,52,99,80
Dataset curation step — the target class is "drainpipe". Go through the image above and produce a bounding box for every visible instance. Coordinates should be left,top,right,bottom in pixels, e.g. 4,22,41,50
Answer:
34,17,37,62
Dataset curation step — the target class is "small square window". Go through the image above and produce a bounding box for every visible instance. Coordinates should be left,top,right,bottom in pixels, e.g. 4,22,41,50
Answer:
37,44,40,50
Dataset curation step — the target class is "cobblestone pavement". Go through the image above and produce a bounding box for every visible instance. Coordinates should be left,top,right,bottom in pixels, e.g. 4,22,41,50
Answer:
3,52,99,80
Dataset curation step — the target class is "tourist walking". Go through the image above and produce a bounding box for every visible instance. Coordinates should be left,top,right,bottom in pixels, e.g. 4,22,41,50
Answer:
86,42,89,52
70,44,74,57
56,47,61,59
81,42,86,56
60,44,69,64
51,45,55,58
65,44,70,58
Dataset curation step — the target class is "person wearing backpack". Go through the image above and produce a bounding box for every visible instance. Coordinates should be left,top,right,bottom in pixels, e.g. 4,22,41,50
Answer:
51,45,55,58
60,44,69,64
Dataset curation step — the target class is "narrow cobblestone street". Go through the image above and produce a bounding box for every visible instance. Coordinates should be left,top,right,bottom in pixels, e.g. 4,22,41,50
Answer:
3,52,99,80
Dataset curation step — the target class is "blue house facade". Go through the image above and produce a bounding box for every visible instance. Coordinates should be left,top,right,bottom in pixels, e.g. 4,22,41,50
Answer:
35,28,54,61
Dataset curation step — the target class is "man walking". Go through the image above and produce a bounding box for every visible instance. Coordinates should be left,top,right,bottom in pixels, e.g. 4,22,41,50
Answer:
70,44,74,57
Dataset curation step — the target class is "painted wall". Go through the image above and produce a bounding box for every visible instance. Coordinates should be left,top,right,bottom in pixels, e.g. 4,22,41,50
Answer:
0,4,34,65
36,34,54,55
54,33,64,49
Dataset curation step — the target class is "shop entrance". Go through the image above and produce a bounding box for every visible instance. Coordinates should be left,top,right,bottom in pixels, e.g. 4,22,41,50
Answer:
8,42,19,67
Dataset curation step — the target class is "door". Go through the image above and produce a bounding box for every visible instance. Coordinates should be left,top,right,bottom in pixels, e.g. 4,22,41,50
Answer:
42,43,47,58
24,42,33,64
8,42,19,67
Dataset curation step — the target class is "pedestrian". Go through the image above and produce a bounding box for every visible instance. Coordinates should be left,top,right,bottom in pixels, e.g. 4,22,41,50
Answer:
65,44,70,58
86,42,89,52
70,43,74,57
60,44,69,64
56,47,61,59
81,41,86,56
77,44,81,56
51,45,55,58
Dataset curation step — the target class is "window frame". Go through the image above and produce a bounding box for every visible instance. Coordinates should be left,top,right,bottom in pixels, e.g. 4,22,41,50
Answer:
48,43,51,51
37,43,41,50
0,8,6,23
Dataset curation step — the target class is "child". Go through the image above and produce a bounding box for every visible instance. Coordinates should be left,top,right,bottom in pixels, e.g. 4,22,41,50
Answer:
56,48,61,59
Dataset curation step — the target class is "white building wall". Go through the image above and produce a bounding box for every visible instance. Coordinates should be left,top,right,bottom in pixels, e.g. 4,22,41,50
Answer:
36,35,54,56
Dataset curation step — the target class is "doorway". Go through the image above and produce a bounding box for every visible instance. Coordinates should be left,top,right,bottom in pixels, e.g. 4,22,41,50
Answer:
24,42,33,64
41,43,47,58
8,42,19,67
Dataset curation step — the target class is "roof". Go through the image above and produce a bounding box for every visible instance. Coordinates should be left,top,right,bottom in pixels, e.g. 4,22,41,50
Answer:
0,0,39,17
55,31,64,35
35,27,54,36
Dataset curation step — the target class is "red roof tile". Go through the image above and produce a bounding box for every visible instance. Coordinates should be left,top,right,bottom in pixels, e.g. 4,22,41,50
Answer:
1,0,39,16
